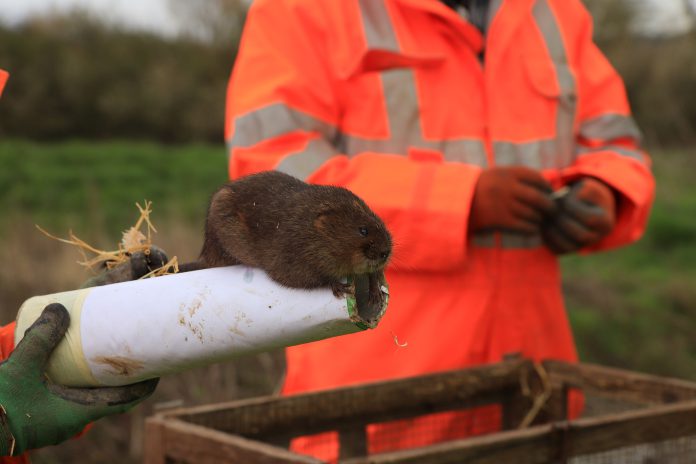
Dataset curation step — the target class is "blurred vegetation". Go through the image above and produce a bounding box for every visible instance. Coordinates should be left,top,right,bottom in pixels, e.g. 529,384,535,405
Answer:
169,0,247,44
563,149,696,380
0,1,695,146
0,139,227,236
584,0,696,147
0,9,240,142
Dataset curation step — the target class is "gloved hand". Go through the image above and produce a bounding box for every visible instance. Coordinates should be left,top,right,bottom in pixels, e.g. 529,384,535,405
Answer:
81,245,168,288
470,166,556,234
542,178,616,254
0,303,158,456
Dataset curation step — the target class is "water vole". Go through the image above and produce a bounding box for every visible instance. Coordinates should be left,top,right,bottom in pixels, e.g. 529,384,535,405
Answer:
196,171,392,300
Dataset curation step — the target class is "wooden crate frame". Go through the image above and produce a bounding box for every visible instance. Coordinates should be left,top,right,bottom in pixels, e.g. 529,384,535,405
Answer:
144,358,696,463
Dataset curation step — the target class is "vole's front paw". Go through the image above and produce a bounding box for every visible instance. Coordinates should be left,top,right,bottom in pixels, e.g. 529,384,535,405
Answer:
330,281,354,299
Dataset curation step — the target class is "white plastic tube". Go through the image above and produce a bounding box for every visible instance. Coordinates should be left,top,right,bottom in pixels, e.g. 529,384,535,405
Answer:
14,266,387,387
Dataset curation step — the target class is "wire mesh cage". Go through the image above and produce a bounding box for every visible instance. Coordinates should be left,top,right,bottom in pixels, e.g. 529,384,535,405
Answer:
144,357,696,463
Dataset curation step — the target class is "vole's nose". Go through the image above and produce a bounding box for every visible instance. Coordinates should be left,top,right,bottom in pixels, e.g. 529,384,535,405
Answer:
364,245,391,263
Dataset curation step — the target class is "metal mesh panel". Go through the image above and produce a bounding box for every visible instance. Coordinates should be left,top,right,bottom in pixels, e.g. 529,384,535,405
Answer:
367,405,502,454
581,393,650,418
570,436,696,464
168,361,696,463
290,431,340,463
568,393,696,463
289,405,503,462
288,392,695,463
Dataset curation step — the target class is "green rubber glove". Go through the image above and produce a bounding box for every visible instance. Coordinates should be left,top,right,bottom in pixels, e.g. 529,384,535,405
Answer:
0,303,158,456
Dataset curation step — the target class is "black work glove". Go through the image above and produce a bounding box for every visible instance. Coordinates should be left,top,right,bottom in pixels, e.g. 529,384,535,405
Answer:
542,178,617,254
81,246,168,288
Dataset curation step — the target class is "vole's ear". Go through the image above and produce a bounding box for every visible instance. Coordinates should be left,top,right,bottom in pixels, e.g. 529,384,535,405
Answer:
314,202,335,217
314,204,335,231
314,214,328,231
209,185,235,213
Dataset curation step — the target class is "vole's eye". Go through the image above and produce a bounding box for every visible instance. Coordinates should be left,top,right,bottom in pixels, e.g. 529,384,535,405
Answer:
359,227,369,237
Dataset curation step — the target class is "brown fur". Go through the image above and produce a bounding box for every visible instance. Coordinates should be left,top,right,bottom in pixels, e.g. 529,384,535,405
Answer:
197,171,392,296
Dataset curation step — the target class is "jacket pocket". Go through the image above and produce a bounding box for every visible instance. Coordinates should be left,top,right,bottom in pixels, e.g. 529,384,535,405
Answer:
342,49,444,78
523,58,577,166
524,58,576,110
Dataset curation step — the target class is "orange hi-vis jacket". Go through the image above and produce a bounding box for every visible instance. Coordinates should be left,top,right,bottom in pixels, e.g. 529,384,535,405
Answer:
225,0,654,458
0,71,8,98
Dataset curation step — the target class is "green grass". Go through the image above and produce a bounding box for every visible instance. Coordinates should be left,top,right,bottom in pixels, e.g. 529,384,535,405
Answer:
562,149,696,379
0,139,228,238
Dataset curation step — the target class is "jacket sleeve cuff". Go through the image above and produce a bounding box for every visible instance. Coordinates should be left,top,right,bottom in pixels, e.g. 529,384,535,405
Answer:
399,161,482,269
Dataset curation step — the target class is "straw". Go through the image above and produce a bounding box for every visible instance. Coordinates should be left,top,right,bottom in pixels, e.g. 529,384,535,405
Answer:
37,200,178,278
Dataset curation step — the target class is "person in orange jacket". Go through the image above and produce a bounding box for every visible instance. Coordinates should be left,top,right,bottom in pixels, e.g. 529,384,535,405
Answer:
225,0,654,460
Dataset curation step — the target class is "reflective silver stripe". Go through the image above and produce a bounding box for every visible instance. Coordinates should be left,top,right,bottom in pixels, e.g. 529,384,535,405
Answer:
577,114,646,164
486,0,504,31
340,134,487,164
493,139,560,169
579,113,643,144
228,103,337,149
276,138,339,180
441,140,488,165
472,232,495,247
575,145,645,163
530,0,576,168
532,1,573,89
227,101,489,176
358,0,400,51
501,233,543,249
339,134,395,157
380,68,422,146
472,232,543,249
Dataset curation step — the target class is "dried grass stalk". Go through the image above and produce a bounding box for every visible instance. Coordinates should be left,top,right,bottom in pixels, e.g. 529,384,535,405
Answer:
37,200,178,278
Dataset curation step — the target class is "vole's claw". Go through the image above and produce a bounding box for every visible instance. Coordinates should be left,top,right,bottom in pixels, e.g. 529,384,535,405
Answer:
366,273,385,307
